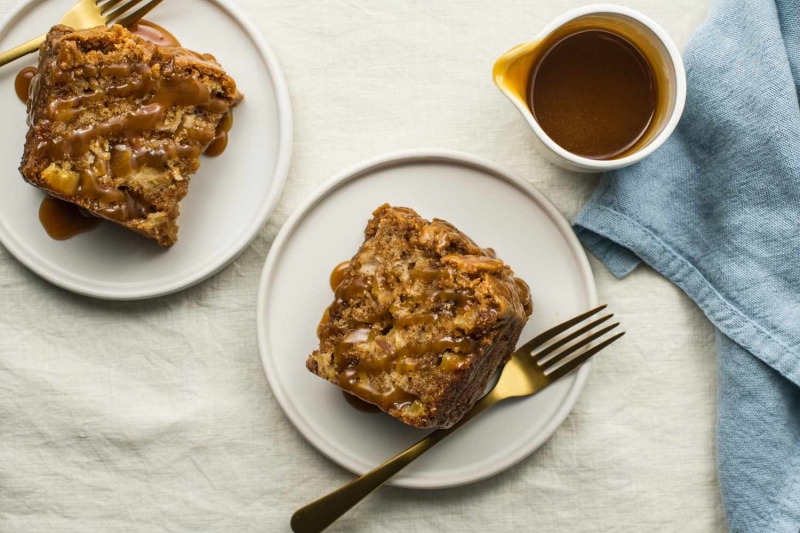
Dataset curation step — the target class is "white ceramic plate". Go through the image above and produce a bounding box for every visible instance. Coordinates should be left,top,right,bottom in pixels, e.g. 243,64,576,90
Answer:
257,150,597,489
0,0,292,299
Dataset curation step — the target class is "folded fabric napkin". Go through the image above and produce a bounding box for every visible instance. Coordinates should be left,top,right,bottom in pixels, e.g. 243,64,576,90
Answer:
574,0,800,531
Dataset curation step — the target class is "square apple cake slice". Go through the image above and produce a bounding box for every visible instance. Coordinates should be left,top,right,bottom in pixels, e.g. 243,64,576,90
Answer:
19,24,243,246
307,204,533,429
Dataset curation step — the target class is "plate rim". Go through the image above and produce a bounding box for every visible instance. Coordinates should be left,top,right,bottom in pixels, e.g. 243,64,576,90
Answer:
256,148,598,489
0,0,293,300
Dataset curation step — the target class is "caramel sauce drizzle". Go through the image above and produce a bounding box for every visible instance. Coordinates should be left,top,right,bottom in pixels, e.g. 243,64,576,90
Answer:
320,266,422,412
129,20,181,47
322,259,486,414
79,159,151,221
514,277,532,307
110,142,203,179
338,367,418,411
329,260,351,291
410,264,450,282
327,273,373,315
394,337,478,374
34,71,219,161
333,328,375,369
204,111,233,157
318,273,380,345
14,66,36,104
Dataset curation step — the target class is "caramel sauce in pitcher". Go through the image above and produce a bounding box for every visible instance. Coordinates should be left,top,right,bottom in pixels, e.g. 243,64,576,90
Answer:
494,14,670,161
528,29,656,159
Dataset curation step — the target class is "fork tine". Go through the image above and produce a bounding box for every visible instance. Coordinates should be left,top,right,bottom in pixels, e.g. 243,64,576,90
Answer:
540,322,620,370
546,331,625,382
103,0,162,26
101,0,141,22
115,0,164,28
531,314,613,362
97,0,129,14
515,304,607,355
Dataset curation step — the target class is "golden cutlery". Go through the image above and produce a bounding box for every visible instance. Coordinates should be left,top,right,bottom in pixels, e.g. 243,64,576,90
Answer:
0,0,165,68
291,304,623,533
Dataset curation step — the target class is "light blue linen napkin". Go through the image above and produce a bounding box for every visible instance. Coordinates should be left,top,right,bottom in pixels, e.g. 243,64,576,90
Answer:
573,0,800,531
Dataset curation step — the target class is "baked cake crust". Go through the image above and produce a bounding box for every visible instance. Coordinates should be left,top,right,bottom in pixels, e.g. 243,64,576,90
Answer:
20,24,243,246
307,205,533,429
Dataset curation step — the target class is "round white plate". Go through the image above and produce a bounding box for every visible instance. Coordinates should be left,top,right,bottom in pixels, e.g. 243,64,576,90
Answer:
0,0,292,299
257,150,597,489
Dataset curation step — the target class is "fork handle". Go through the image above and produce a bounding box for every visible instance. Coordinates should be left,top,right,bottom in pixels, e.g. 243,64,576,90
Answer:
0,34,45,68
290,391,502,533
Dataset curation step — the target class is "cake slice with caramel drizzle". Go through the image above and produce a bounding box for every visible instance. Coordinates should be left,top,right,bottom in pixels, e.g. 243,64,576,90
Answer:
19,24,243,246
307,205,533,429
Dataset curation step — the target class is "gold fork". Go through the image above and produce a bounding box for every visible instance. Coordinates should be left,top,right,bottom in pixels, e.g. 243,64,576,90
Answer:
291,305,624,533
0,0,165,68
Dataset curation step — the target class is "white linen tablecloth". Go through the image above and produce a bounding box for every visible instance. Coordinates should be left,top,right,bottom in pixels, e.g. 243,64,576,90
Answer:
0,1,725,531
